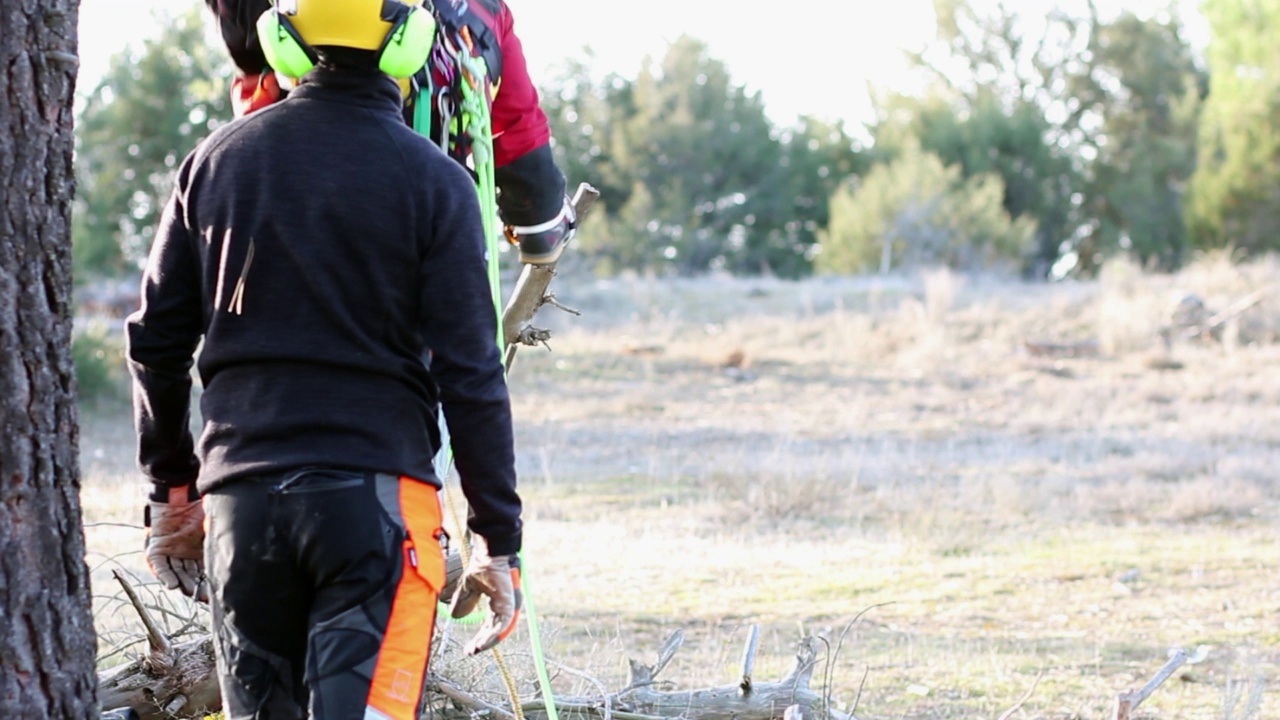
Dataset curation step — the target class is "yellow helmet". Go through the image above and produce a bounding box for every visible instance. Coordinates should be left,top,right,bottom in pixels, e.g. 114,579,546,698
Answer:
258,0,436,79
287,0,401,52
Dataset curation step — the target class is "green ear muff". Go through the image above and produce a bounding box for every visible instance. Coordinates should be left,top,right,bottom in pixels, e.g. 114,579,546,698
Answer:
377,6,436,79
257,10,317,79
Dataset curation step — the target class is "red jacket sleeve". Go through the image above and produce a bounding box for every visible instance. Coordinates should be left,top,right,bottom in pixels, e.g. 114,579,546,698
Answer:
486,2,567,225
489,4,552,168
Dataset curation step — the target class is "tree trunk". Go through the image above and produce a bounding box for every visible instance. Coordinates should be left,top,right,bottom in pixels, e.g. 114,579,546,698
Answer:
0,0,97,718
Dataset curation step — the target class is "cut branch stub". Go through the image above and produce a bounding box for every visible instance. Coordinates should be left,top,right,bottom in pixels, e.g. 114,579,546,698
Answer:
97,635,220,720
627,629,684,688
740,625,761,696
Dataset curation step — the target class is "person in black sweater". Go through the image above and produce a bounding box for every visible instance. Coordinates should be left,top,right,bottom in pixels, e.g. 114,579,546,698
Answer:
127,2,522,717
205,0,576,265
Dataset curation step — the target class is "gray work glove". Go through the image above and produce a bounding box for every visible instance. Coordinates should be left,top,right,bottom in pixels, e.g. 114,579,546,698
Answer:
450,541,522,655
144,484,207,602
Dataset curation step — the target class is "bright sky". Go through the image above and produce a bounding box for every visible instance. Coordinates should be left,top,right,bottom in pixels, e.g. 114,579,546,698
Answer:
75,0,1208,130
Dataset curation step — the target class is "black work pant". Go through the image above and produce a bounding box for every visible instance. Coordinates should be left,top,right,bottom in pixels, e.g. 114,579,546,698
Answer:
204,470,446,720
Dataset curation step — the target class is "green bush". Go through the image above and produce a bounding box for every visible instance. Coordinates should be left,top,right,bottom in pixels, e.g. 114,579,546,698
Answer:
73,321,127,404
817,138,1034,274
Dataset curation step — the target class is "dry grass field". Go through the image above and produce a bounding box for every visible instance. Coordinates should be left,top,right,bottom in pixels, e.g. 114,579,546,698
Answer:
80,251,1280,719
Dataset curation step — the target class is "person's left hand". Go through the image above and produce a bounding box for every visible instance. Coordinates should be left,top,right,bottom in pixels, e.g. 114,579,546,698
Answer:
145,484,207,602
451,546,522,655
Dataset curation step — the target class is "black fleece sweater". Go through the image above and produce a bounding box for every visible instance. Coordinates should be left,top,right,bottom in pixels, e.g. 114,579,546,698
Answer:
126,67,521,555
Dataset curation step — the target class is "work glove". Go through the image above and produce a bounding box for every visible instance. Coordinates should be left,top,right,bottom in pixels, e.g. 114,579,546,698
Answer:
144,483,207,602
450,541,522,655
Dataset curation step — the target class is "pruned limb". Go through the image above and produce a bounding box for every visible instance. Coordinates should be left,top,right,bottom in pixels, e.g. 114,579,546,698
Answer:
503,266,559,347
501,182,599,368
1111,647,1192,720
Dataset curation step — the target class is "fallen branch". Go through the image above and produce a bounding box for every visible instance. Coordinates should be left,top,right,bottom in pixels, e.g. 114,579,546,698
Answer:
419,634,855,720
1180,285,1275,342
623,628,684,691
111,570,171,663
98,616,854,720
610,636,852,720
97,573,219,720
1021,339,1101,359
994,671,1043,720
427,673,518,720
1111,647,1198,720
97,632,219,720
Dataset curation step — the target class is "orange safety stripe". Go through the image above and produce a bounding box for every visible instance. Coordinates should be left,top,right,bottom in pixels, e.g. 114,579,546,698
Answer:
366,477,446,719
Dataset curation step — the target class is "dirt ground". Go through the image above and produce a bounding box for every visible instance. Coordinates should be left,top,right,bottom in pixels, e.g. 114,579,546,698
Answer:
80,255,1280,719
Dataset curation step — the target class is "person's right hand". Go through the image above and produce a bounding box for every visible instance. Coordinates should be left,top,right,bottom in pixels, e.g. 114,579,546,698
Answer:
144,483,207,602
451,547,522,655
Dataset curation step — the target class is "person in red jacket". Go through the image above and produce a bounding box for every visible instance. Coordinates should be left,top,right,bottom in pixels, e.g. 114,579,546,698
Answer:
204,0,574,265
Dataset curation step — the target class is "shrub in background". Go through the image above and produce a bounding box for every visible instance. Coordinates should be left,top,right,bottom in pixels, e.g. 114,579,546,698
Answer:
817,138,1034,275
73,321,127,404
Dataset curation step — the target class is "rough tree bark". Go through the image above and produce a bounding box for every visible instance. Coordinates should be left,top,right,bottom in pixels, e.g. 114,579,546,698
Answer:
0,0,97,717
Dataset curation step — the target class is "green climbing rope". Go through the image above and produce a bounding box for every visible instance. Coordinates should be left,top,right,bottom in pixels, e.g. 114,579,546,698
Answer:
412,41,561,720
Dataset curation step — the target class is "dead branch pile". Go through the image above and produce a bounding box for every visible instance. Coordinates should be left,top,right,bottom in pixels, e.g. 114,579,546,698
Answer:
420,630,854,720
96,574,854,720
96,576,1203,720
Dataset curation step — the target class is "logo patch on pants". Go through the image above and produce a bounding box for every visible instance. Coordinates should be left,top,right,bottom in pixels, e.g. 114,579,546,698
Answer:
390,668,413,702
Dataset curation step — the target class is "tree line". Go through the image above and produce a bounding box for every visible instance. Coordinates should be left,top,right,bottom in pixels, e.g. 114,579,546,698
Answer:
73,0,1280,282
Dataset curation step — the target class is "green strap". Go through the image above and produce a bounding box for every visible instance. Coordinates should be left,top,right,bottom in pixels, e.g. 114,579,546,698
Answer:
456,53,503,347
413,53,560,720
455,54,559,720
517,550,557,718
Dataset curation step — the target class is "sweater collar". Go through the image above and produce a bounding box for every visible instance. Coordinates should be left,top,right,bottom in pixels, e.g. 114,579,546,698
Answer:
289,66,404,113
